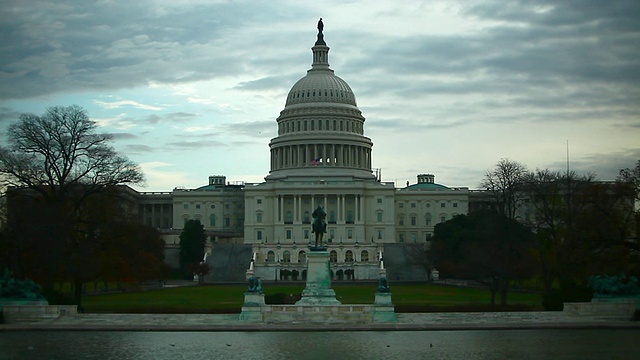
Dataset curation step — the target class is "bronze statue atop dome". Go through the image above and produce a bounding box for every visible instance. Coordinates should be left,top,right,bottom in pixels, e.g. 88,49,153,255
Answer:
315,18,326,46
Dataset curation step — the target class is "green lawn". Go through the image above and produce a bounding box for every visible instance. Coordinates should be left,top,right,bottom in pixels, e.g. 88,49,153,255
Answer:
81,283,542,313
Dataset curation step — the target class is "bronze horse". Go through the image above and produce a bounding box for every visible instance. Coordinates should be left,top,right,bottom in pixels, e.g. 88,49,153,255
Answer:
311,206,327,249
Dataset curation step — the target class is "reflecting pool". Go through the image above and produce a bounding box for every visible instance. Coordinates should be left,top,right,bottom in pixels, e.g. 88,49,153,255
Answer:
1,329,638,359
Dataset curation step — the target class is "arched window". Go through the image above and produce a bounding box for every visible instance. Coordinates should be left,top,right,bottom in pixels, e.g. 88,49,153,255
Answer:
267,251,275,262
345,250,354,262
298,251,306,263
361,250,369,262
209,214,216,227
330,250,338,263
283,251,291,263
425,213,432,225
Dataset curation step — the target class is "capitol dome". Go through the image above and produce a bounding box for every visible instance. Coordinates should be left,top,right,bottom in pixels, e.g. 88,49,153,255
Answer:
266,20,375,181
285,72,357,107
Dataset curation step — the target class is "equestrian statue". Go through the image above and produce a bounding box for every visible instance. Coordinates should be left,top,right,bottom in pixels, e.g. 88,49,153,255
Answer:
311,205,327,250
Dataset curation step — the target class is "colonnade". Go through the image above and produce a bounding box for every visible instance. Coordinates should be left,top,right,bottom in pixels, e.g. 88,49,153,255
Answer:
276,193,363,224
141,203,172,228
270,143,371,170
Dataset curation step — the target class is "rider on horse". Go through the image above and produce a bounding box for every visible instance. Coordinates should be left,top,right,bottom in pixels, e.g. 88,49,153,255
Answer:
311,205,327,248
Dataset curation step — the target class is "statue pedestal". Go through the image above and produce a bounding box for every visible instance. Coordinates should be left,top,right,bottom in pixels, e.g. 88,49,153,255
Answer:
239,292,265,322
296,251,341,305
373,292,397,322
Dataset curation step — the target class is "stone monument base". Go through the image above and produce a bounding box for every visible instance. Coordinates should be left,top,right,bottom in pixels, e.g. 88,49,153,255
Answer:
2,304,77,324
239,248,397,323
563,301,636,320
372,292,397,322
239,292,265,322
265,304,379,323
296,250,341,305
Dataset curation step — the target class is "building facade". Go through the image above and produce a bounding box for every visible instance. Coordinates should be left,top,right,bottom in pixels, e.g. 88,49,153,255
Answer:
133,24,470,280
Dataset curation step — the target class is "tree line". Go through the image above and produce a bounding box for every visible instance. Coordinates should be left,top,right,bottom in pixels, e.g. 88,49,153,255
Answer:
429,158,639,309
0,105,168,307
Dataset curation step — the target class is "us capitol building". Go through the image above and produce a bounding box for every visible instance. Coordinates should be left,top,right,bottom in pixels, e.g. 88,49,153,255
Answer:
135,21,471,281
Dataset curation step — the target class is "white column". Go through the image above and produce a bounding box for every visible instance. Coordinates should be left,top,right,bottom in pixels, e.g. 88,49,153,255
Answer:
323,144,327,166
279,195,283,223
293,194,298,222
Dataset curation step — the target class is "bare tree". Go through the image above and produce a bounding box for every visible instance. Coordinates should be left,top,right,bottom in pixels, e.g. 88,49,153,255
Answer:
614,159,640,250
0,105,144,204
0,105,145,304
480,159,528,220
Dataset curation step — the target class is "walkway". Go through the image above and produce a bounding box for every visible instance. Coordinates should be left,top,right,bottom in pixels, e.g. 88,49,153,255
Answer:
1,311,638,332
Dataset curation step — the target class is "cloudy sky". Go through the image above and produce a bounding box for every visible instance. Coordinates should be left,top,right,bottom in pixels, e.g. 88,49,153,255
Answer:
1,0,638,191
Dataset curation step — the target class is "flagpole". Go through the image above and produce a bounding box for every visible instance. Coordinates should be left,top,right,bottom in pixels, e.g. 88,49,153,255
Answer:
566,139,570,176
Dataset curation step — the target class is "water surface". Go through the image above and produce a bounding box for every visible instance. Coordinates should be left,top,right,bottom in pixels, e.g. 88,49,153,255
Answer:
1,329,638,359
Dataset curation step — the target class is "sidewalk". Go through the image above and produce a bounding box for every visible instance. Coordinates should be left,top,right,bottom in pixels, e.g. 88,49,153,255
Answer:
2,311,638,332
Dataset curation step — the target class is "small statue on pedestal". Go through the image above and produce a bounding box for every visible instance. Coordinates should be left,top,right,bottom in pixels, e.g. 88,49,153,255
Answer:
247,276,263,294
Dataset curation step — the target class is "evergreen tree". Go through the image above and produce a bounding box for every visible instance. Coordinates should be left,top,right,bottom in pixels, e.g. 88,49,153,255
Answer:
179,220,207,276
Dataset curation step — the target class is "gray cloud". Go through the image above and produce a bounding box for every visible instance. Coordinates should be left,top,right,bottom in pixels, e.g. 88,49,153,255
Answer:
234,76,291,92
222,121,275,139
0,0,308,100
339,2,640,132
0,107,21,122
108,132,139,140
3,0,637,129
123,144,155,154
142,112,199,125
546,147,640,181
165,140,227,149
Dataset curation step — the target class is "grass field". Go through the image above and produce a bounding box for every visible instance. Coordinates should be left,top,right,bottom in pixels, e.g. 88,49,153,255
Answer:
81,283,542,313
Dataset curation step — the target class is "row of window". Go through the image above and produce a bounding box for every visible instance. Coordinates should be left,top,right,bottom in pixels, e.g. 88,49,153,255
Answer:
398,232,433,243
256,228,384,241
264,249,370,263
399,202,459,208
181,203,238,210
278,118,362,134
256,210,355,224
182,214,239,228
397,213,450,226
289,88,352,101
